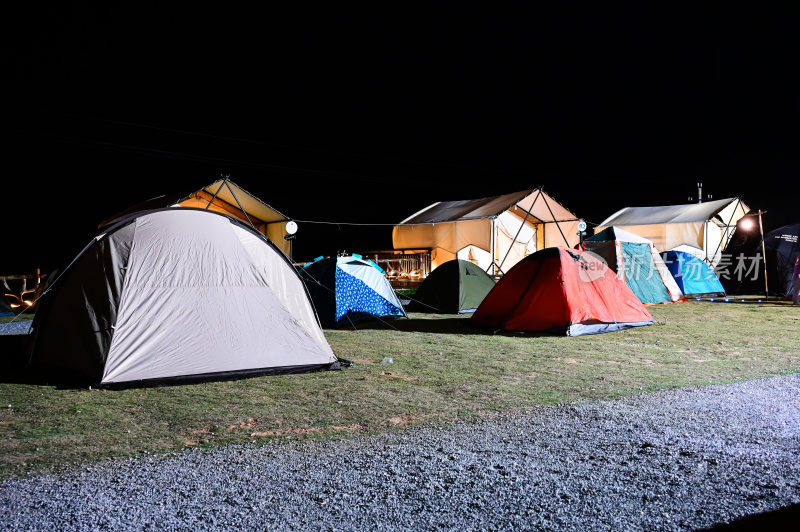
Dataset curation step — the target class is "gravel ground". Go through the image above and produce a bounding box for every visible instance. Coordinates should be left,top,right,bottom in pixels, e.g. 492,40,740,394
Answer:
3,374,799,531
0,320,32,335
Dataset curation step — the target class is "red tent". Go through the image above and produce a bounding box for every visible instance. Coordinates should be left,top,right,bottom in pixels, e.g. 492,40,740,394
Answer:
472,247,653,336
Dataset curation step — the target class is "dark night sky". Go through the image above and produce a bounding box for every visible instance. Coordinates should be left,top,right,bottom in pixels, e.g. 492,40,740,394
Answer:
3,4,798,273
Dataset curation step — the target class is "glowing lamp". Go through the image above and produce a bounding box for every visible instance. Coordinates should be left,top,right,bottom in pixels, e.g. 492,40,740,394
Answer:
740,218,754,230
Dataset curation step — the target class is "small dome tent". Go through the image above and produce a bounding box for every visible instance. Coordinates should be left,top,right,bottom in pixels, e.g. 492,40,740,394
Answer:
661,250,725,297
26,208,339,386
299,255,406,327
471,248,653,336
409,259,496,313
584,226,684,304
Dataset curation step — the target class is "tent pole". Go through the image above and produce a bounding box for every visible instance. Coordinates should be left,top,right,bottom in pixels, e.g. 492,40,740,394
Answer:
224,180,259,233
206,174,229,210
758,210,769,301
708,197,742,266
496,188,542,272
540,190,571,247
490,217,497,277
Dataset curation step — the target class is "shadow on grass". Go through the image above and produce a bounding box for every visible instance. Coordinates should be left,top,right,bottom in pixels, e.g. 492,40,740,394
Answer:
330,315,558,338
340,316,488,334
0,334,96,389
0,334,50,386
0,334,346,389
694,295,798,308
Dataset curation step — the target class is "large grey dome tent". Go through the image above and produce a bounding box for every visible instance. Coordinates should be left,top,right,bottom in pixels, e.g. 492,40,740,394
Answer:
26,208,339,386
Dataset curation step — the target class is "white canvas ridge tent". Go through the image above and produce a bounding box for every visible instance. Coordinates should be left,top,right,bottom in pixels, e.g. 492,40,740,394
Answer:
26,208,339,386
596,197,750,267
392,188,581,274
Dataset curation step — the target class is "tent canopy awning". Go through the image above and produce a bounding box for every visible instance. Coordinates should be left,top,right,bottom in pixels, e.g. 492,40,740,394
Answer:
399,188,578,224
599,197,749,227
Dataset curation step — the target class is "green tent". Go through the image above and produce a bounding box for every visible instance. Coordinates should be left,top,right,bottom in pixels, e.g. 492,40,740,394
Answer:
409,259,496,313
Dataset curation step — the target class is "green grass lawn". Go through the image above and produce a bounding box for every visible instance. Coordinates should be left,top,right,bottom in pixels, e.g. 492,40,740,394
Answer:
1,300,799,478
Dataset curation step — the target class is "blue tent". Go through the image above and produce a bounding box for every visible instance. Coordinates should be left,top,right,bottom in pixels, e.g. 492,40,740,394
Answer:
299,255,407,327
661,250,725,296
584,227,684,304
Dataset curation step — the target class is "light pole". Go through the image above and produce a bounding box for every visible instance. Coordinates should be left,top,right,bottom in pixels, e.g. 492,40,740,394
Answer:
577,219,587,249
740,211,769,300
284,221,298,262
755,211,768,301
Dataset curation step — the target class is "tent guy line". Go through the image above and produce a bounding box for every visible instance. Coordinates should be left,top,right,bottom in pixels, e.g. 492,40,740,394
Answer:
51,135,390,181
288,218,601,227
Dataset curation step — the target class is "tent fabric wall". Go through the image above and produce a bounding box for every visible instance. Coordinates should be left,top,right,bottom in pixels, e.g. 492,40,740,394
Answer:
393,188,580,272
395,218,490,270
26,224,135,379
175,180,292,256
100,179,293,256
26,209,338,386
299,256,407,327
409,259,496,313
471,248,653,336
661,250,725,296
617,242,674,304
596,198,749,266
584,227,684,304
457,245,492,268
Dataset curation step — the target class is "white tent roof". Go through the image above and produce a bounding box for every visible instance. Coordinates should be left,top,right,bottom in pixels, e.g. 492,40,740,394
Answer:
600,198,749,227
399,188,578,224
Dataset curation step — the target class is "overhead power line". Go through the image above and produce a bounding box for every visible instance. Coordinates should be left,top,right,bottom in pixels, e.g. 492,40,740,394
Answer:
55,112,533,175
53,135,390,182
